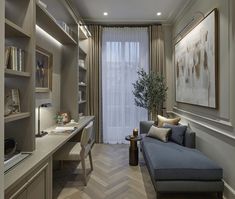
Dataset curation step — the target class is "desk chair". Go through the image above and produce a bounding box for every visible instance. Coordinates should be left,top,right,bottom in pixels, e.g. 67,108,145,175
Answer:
54,121,94,185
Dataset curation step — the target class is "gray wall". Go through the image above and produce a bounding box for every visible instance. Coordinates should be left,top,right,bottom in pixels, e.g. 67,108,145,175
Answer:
35,26,62,132
0,0,4,198
169,0,235,198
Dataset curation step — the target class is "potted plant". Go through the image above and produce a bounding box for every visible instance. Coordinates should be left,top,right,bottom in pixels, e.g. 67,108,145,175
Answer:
132,68,168,120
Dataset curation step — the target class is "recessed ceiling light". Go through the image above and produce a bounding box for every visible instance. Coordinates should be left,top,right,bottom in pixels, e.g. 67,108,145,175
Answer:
156,12,162,16
103,12,108,16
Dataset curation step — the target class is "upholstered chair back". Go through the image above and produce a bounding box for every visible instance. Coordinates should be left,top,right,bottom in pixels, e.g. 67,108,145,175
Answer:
80,121,94,158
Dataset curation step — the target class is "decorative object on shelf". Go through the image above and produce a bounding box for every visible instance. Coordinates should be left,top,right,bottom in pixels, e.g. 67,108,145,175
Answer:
36,103,52,137
78,59,85,68
4,138,17,161
132,68,168,120
55,112,71,125
4,88,21,116
36,46,52,93
78,91,82,101
78,112,84,118
5,46,25,71
175,9,217,108
133,128,138,137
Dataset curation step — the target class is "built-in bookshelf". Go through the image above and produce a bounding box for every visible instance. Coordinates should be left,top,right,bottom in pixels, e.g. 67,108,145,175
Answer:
4,0,35,154
78,27,89,118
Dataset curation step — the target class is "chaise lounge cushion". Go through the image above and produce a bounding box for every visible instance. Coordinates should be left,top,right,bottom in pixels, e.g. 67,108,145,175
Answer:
142,136,223,181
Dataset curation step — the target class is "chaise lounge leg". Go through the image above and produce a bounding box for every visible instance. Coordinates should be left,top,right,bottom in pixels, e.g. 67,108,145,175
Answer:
217,192,223,199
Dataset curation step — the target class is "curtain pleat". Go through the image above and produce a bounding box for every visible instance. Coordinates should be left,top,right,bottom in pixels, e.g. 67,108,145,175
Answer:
86,25,102,143
150,25,165,76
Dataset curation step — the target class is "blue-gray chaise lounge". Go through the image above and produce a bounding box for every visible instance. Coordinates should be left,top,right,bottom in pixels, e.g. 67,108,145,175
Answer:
140,121,224,199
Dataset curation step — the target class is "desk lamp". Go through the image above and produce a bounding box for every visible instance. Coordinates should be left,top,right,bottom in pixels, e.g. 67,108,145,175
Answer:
36,103,52,137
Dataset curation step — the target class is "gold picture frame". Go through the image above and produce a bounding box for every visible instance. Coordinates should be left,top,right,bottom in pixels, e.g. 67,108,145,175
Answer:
35,46,53,92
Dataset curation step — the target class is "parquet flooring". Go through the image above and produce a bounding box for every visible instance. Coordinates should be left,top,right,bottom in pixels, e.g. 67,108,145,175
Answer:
53,144,218,199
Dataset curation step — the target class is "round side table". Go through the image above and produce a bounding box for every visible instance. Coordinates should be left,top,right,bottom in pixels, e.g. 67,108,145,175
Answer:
125,135,142,166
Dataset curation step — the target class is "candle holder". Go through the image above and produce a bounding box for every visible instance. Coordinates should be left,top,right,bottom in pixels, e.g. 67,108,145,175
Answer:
133,128,138,137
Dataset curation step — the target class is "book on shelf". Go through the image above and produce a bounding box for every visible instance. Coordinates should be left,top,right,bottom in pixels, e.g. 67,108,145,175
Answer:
5,46,25,72
4,88,21,116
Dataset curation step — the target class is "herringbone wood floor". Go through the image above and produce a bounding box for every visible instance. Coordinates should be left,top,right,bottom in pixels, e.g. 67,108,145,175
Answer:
53,144,218,199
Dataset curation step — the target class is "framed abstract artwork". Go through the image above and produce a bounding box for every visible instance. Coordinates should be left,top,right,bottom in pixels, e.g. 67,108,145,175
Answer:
36,46,53,92
174,9,218,108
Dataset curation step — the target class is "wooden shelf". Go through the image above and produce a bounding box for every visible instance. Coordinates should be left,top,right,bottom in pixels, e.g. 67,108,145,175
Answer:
79,66,87,71
79,83,87,87
5,19,31,38
78,100,86,105
79,46,87,55
5,69,31,77
36,3,77,45
5,112,31,123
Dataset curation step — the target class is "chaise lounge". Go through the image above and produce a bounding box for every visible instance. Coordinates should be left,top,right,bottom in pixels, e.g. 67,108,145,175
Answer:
140,121,224,199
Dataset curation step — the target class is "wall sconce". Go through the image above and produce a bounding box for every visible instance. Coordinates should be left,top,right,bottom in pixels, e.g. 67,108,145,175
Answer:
36,103,52,137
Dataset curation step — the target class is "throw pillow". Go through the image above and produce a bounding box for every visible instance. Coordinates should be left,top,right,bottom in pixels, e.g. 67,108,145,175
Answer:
157,115,181,127
163,123,187,145
184,124,196,148
147,125,171,142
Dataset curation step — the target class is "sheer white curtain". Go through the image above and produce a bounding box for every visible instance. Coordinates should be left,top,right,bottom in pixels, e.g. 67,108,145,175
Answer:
102,27,149,144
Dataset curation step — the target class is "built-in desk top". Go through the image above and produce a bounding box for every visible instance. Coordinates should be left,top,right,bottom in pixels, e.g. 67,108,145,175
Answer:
4,116,95,191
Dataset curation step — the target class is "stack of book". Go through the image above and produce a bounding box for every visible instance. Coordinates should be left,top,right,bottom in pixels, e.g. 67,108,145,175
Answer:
5,46,25,71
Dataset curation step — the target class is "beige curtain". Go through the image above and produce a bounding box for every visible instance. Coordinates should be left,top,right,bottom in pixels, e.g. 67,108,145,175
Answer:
86,25,102,143
149,25,165,76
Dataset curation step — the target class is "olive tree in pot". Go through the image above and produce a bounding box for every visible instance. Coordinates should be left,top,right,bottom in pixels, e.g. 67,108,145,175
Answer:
132,68,168,121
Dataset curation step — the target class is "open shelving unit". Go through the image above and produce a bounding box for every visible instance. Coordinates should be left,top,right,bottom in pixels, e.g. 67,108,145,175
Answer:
78,26,89,118
4,0,35,154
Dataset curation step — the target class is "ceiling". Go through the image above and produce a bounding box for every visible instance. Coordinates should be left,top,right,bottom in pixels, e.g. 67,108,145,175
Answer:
69,0,193,24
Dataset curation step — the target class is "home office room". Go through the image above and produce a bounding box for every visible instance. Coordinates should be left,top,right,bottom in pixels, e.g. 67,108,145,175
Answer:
0,0,235,199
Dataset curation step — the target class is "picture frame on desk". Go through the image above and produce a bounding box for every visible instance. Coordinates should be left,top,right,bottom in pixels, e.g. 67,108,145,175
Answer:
35,46,53,93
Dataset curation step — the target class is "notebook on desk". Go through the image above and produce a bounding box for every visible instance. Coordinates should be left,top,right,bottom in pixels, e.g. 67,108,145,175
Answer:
50,126,77,134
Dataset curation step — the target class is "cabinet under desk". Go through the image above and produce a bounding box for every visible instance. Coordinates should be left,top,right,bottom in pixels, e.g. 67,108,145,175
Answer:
4,116,95,199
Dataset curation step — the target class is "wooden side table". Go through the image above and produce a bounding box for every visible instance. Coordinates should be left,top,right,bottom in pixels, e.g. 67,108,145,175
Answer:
125,135,142,166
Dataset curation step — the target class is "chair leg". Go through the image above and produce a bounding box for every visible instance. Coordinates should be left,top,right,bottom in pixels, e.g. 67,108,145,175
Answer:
81,158,87,186
217,192,223,199
89,151,93,171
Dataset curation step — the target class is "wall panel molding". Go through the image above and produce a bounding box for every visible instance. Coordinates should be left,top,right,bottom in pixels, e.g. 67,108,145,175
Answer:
169,108,235,144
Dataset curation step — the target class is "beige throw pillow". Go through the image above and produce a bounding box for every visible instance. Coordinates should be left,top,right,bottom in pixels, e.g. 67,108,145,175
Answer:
147,125,171,142
157,115,181,128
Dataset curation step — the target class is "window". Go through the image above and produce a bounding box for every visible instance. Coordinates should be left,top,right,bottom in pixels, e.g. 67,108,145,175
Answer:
102,27,149,143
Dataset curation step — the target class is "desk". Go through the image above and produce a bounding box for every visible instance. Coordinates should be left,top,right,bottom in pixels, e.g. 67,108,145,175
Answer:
4,116,94,198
